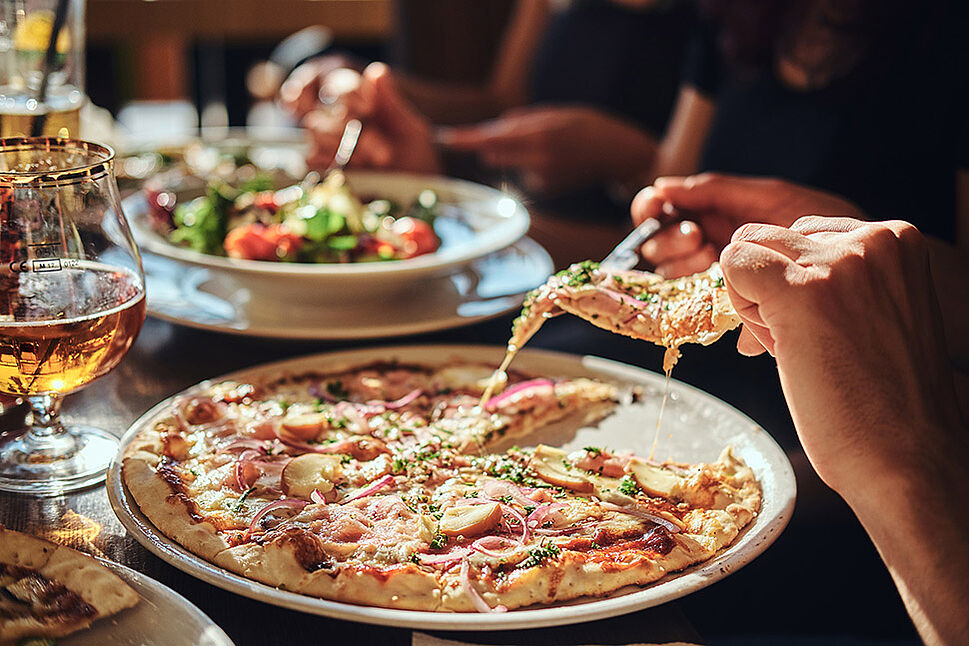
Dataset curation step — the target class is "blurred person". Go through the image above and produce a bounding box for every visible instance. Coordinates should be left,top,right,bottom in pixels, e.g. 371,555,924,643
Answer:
281,0,695,201
717,216,969,645
294,0,969,245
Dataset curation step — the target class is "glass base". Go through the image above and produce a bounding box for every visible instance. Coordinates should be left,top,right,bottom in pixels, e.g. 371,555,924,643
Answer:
0,425,118,495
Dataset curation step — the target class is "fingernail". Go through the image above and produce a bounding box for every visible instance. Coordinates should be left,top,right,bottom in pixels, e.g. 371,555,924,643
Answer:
679,221,695,235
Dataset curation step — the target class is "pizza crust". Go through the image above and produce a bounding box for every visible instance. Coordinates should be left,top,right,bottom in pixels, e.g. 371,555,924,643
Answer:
122,454,231,562
0,527,139,642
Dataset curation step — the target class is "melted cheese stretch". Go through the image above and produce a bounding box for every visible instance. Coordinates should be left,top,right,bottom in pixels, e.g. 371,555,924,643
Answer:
504,261,739,365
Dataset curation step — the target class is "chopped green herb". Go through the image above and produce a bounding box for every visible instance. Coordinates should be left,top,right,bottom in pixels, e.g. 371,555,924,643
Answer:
430,533,448,550
520,540,561,568
618,475,640,497
233,486,256,512
583,446,602,456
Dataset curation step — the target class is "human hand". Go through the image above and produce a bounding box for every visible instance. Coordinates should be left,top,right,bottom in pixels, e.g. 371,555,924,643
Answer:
300,63,441,174
719,217,964,492
631,173,864,277
439,106,655,196
278,54,362,119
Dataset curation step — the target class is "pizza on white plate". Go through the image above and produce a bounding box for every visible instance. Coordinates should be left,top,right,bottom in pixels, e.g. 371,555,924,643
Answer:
122,358,760,612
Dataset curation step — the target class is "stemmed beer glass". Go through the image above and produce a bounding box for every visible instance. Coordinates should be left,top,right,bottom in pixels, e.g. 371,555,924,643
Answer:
0,137,145,494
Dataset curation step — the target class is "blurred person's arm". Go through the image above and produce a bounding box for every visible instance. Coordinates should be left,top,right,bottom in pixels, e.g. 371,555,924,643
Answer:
283,0,549,125
720,217,969,645
434,85,715,197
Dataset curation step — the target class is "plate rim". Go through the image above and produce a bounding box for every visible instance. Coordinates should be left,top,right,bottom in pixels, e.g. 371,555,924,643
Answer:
141,237,552,339
127,170,530,278
84,558,236,646
107,344,796,631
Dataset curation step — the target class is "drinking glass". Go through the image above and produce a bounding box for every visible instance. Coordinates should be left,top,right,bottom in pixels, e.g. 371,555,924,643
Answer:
0,0,86,137
0,137,145,494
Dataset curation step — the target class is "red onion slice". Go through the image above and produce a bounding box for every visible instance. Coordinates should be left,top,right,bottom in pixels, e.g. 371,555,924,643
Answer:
245,499,308,538
460,559,506,613
480,479,535,508
532,518,596,535
310,489,327,505
218,438,270,453
417,547,470,565
382,388,423,410
272,424,341,454
525,502,568,529
498,503,528,544
600,501,682,533
235,449,261,491
341,474,395,504
485,379,555,412
471,536,519,558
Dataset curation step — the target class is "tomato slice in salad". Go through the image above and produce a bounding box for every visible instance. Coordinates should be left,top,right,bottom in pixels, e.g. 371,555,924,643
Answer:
391,217,440,258
224,223,302,261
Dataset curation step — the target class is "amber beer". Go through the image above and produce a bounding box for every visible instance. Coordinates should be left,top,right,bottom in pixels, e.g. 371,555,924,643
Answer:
0,266,145,396
0,92,84,139
0,104,81,139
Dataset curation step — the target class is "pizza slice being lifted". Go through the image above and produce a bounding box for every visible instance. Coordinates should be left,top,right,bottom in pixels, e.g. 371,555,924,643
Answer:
0,527,139,643
509,262,741,371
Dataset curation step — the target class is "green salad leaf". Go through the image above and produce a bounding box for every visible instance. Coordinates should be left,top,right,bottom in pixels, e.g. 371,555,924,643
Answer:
169,183,233,254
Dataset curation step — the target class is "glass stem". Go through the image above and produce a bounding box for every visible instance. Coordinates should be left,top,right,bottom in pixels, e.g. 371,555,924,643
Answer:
26,393,64,438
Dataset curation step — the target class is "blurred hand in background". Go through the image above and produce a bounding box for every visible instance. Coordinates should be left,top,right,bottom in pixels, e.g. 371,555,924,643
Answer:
296,62,441,174
438,106,655,196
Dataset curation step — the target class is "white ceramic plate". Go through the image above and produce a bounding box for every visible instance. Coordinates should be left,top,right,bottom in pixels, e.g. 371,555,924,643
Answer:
65,559,234,646
139,237,552,339
125,171,531,296
107,345,796,631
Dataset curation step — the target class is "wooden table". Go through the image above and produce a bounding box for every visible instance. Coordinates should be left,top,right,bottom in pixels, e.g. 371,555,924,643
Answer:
0,213,919,644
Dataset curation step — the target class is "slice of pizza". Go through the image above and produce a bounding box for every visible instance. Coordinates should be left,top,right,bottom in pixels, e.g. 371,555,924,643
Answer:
510,261,741,371
0,527,139,643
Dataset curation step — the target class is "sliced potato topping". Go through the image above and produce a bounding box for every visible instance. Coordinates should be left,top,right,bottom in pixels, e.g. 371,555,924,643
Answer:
439,502,502,537
281,454,343,498
281,412,329,440
628,458,684,499
530,445,593,492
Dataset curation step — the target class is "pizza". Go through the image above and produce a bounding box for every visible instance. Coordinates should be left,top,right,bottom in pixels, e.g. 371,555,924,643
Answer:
122,358,760,612
0,527,139,643
508,262,741,372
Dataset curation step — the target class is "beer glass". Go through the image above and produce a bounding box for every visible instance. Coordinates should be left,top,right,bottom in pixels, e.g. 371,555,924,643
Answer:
0,137,144,494
0,0,86,137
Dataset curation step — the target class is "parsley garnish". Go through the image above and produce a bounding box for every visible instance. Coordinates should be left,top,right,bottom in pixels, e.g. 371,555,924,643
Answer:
583,446,602,456
618,476,640,496
430,533,448,550
520,541,561,568
233,486,256,512
391,457,407,474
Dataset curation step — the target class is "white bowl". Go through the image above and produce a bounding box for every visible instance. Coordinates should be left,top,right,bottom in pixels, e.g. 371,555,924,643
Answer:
125,171,530,302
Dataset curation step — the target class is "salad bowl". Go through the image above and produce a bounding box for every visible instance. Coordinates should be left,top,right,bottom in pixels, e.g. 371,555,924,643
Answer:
125,170,531,302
